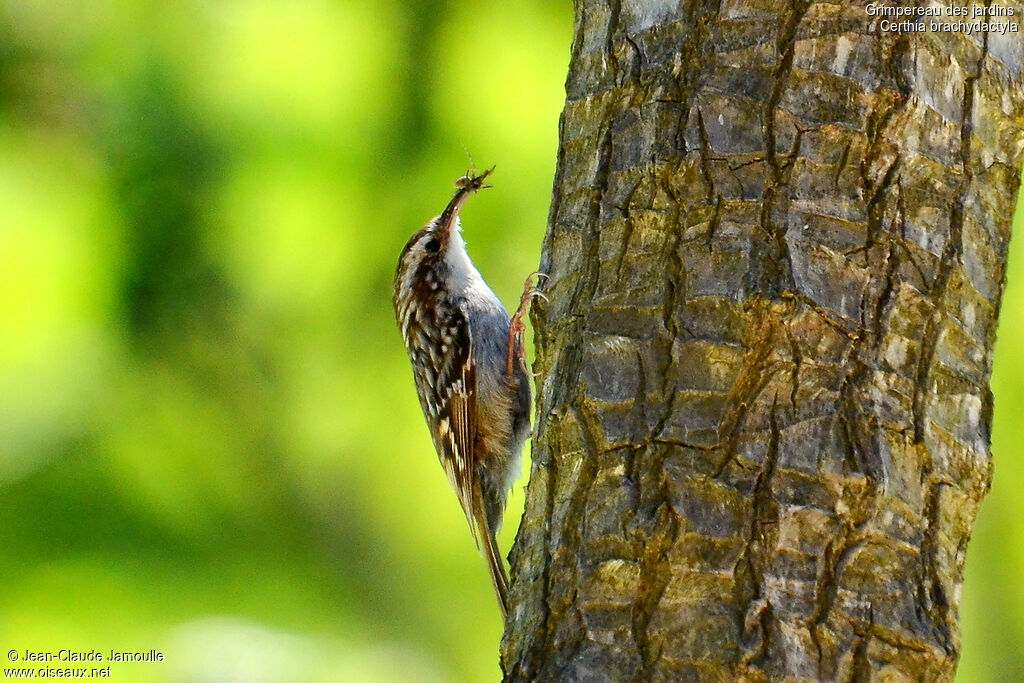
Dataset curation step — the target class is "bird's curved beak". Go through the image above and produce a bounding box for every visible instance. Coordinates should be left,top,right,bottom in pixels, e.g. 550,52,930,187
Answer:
437,167,494,242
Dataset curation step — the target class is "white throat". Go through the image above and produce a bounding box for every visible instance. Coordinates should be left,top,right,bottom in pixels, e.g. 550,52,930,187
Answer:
444,218,502,309
445,218,481,289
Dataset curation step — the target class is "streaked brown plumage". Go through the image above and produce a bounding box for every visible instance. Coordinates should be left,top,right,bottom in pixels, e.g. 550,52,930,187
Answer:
393,169,536,617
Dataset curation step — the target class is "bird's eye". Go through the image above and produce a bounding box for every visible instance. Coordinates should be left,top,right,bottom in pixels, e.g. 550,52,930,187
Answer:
424,237,440,253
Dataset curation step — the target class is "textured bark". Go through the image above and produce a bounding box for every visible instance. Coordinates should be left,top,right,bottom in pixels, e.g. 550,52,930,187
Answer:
503,1,1024,681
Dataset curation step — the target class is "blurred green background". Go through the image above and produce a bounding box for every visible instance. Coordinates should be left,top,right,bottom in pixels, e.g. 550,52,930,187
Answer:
0,2,1019,681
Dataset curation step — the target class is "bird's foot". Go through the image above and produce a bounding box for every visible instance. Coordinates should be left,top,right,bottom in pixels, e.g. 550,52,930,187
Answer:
506,272,547,377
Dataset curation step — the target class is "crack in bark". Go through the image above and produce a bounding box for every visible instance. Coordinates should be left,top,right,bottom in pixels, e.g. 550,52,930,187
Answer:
754,0,810,297
694,108,727,253
739,598,774,670
837,350,875,479
734,393,781,677
872,237,902,343
630,500,677,679
835,205,901,480
677,0,723,104
784,322,801,413
613,179,642,286
622,36,644,83
630,349,651,458
707,194,724,250
712,301,780,477
783,290,861,341
861,151,901,255
695,107,718,203
808,490,877,678
650,173,688,449
918,480,954,654
833,140,852,192
660,176,686,345
606,0,622,55
867,620,939,655
845,605,875,683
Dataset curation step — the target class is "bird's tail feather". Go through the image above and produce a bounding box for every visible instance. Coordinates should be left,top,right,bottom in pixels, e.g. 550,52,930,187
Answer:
483,525,510,618
472,487,510,618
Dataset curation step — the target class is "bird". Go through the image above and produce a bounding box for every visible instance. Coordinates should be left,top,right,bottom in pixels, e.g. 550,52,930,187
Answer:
393,168,539,617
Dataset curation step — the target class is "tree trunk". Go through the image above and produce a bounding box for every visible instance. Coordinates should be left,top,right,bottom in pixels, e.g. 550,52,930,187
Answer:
503,1,1024,680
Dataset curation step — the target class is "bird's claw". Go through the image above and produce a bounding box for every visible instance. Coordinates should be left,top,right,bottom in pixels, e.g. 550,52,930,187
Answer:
506,272,548,377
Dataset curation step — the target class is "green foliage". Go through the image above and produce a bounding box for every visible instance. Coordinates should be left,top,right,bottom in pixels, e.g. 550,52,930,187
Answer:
0,2,1018,680
0,2,569,680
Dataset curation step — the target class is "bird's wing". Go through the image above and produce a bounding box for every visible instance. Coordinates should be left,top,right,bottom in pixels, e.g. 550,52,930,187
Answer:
433,305,509,615
435,307,481,546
